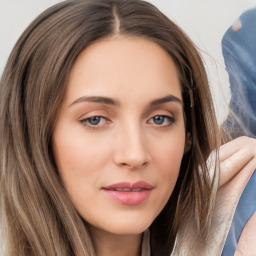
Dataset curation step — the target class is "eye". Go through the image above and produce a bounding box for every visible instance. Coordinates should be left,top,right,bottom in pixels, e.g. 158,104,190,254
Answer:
80,116,107,128
148,115,175,127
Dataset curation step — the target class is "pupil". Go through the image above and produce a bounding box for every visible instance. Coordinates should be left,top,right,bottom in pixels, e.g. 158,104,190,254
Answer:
154,116,164,125
89,116,101,125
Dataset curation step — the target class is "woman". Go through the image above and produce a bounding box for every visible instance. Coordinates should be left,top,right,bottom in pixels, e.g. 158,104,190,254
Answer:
0,0,253,255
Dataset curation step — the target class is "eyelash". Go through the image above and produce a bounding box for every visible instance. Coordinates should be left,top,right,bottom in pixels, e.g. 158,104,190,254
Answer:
147,115,176,127
80,114,176,129
80,116,108,129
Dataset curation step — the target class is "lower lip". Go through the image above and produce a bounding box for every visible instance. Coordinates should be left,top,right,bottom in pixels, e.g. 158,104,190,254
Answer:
102,189,152,205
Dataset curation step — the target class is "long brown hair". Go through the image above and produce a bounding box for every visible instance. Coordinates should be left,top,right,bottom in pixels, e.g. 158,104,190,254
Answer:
0,1,220,255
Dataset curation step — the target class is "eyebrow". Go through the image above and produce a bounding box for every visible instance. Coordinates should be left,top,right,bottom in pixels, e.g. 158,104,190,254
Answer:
69,94,182,107
150,95,183,106
69,96,120,107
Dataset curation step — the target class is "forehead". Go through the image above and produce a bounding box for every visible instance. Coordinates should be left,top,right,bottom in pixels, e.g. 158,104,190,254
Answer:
65,36,182,104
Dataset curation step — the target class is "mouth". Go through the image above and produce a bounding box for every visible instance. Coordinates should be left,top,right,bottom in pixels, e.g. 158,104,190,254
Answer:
106,187,145,192
101,181,154,205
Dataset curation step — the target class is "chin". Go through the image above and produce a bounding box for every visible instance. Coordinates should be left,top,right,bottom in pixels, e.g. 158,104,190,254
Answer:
101,216,153,235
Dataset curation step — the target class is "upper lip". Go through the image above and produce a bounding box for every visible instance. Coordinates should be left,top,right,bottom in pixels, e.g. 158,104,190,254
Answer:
102,181,154,191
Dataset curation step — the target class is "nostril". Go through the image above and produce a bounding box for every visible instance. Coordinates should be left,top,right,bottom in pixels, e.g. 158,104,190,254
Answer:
118,160,149,169
120,162,129,167
113,135,151,169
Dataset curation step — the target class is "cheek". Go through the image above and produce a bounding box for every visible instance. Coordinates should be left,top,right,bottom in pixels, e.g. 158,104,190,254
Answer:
53,125,108,171
52,132,110,218
150,130,186,201
153,130,185,173
156,146,183,190
52,127,111,196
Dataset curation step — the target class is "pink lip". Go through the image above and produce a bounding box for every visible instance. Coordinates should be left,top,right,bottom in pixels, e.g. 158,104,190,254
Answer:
102,181,154,205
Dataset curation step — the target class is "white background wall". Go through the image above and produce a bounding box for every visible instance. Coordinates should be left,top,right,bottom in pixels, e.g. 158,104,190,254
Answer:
0,0,255,123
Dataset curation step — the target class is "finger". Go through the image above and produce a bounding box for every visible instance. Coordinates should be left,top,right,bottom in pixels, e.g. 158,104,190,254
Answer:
219,153,256,187
219,136,256,163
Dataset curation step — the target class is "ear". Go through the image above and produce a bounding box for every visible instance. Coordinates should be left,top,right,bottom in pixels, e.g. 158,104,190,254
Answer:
184,132,192,154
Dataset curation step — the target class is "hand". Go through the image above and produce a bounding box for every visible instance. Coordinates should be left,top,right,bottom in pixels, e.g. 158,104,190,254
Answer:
219,136,256,187
203,137,256,255
234,211,256,256
218,138,256,255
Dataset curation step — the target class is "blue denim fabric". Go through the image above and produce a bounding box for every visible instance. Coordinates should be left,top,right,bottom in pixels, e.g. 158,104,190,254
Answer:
222,8,256,137
222,8,256,255
221,171,256,255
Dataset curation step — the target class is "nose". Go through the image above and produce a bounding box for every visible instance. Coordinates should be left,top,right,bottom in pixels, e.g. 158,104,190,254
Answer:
113,123,151,169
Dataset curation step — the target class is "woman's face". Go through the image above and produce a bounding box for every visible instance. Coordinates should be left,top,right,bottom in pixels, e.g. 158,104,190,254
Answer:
52,36,186,236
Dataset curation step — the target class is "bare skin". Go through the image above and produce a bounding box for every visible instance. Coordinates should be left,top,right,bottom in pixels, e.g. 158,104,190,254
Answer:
219,137,256,188
173,137,256,255
92,228,142,256
210,137,256,255
53,36,187,256
234,212,256,256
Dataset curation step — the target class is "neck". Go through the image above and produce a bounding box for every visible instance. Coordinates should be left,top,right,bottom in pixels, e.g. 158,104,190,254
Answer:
91,227,143,256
